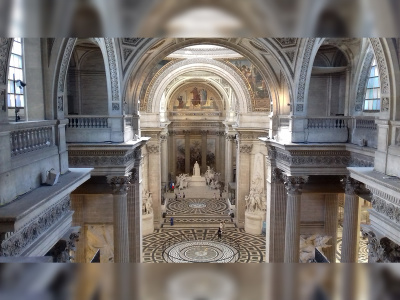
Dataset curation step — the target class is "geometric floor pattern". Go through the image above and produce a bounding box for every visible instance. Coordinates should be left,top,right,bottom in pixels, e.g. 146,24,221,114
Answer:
143,228,266,263
166,197,229,215
335,225,369,263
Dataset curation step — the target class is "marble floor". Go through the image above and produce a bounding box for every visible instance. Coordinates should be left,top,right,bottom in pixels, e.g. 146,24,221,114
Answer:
143,186,266,263
335,225,369,263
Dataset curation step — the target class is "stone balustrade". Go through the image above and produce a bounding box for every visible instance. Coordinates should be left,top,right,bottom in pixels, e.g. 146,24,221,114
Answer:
67,116,109,128
307,118,348,129
9,123,54,157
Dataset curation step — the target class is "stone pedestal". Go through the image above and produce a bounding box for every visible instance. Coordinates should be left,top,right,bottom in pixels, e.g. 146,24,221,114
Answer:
190,176,207,187
142,213,154,236
245,211,264,235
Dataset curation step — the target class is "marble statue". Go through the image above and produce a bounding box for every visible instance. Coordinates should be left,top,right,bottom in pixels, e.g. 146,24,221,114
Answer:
299,235,331,263
205,166,215,185
176,173,189,190
193,161,200,176
245,174,265,213
142,190,153,215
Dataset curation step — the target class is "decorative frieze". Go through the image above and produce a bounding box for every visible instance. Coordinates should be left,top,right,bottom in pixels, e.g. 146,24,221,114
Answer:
0,195,71,257
104,38,120,105
362,229,400,263
296,38,316,106
355,51,374,111
369,38,390,95
0,38,12,84
68,150,135,167
57,38,76,93
239,144,253,154
147,144,160,154
107,174,131,194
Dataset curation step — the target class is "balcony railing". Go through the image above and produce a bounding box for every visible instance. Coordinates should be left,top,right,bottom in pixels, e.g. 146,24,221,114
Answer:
67,116,108,128
7,122,55,157
307,118,348,129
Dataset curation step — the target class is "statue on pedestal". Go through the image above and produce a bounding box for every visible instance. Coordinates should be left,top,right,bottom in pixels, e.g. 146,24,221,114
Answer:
193,161,200,177
142,190,153,215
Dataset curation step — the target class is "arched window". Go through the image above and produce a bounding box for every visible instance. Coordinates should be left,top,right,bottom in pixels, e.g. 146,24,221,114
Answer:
7,38,25,110
363,57,381,111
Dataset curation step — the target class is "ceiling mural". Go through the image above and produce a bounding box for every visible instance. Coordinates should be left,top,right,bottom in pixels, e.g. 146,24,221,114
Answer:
169,83,222,112
225,58,271,111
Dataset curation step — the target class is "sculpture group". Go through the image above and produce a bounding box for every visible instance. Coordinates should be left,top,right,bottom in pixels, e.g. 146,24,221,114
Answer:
245,174,266,213
205,166,222,190
175,173,189,190
142,190,153,215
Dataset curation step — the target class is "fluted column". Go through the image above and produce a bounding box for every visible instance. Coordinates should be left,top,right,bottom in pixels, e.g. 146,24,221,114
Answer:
265,165,287,262
324,194,339,263
184,130,190,174
160,133,168,188
70,194,85,263
127,147,143,262
201,130,207,174
224,134,235,185
147,142,161,229
219,132,225,178
107,174,131,263
283,174,308,263
236,142,252,228
341,177,360,263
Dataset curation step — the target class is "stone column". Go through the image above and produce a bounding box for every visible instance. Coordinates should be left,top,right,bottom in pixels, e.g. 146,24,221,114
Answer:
169,131,175,179
265,165,287,262
201,130,207,174
341,177,360,263
219,132,225,179
324,194,339,263
160,133,168,189
283,174,308,263
147,142,161,229
224,134,235,185
184,130,190,174
70,194,85,263
107,174,131,263
126,147,143,262
236,142,252,228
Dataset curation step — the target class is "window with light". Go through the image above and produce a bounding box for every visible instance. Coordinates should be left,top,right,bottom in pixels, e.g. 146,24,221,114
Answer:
7,38,24,109
363,57,381,111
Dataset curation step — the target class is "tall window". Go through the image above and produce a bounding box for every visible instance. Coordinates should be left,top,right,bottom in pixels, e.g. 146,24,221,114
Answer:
7,38,24,108
363,57,381,111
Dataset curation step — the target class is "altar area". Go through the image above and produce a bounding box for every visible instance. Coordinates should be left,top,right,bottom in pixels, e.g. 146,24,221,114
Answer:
190,161,207,187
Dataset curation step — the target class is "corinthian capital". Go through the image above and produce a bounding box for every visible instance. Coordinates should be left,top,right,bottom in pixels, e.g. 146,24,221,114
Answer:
341,176,360,195
282,174,308,195
107,174,131,194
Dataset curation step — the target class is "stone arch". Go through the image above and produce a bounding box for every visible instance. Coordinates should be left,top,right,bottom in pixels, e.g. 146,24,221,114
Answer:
143,58,253,114
368,38,391,114
53,38,121,119
122,38,285,116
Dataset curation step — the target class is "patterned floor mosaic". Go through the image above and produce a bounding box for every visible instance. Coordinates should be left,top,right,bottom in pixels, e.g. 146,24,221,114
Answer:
143,228,266,263
163,240,239,263
166,198,229,215
336,225,369,263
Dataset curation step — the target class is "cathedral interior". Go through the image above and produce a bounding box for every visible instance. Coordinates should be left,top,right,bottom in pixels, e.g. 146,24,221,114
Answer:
1,4,400,297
